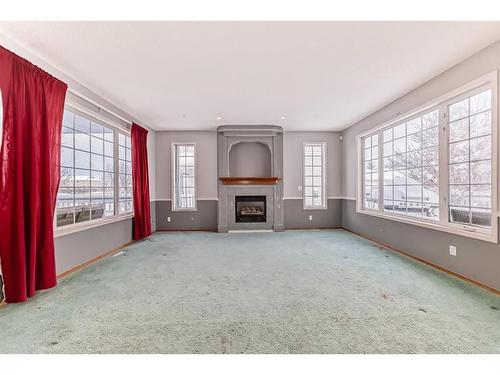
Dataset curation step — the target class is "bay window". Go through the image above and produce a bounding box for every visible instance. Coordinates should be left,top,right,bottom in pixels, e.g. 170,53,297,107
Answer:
358,73,497,242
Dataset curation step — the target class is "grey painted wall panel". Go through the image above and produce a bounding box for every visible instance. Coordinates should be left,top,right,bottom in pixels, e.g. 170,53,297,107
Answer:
155,130,343,200
284,199,342,229
155,131,218,200
229,142,271,177
156,200,218,231
342,200,500,290
155,199,342,231
54,218,133,274
283,131,342,198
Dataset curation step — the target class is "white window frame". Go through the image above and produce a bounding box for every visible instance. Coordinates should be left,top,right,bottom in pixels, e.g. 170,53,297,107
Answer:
171,142,197,211
357,71,498,243
303,142,327,210
54,99,133,237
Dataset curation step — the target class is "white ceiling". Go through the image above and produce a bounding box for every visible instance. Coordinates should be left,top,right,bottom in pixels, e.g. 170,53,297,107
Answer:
1,21,500,132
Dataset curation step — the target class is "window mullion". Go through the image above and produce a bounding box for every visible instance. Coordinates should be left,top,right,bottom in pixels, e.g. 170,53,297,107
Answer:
378,129,383,213
438,104,449,226
113,129,119,215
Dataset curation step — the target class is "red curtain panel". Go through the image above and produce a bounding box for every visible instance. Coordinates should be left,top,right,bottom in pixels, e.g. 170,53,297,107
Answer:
0,46,67,303
131,123,152,240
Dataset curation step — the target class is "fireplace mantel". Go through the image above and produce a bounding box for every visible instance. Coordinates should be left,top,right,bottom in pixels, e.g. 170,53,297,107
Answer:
219,177,280,185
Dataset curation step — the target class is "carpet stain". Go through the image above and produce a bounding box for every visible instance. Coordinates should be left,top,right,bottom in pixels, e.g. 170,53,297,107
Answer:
491,306,499,311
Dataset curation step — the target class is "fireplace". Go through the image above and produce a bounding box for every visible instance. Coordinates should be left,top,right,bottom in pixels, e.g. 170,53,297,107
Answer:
235,196,266,223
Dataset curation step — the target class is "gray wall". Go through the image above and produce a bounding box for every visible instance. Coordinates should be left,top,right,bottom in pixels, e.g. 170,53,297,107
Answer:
54,218,132,274
283,131,342,198
229,142,271,177
340,40,500,290
284,198,342,229
156,200,218,231
154,130,344,230
155,131,218,200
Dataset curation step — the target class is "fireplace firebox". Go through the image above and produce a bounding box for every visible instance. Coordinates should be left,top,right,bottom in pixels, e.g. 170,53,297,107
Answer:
235,196,266,223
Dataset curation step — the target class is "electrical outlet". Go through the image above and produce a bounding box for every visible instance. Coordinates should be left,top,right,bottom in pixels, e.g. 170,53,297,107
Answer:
308,215,312,221
449,245,457,256
167,217,171,223
298,185,302,191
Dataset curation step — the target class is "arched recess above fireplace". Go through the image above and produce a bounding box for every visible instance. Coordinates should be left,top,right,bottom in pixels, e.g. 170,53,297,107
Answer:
228,141,272,177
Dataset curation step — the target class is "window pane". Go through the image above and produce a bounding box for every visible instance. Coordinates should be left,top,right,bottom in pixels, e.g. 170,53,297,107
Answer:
422,110,438,129
91,136,104,155
449,118,469,142
422,127,438,147
91,153,104,171
470,160,490,184
61,147,73,167
470,135,491,161
63,110,74,128
422,146,438,166
75,169,90,187
449,163,469,184
75,114,91,133
449,140,469,163
75,150,90,169
449,98,469,122
62,127,74,148
470,111,491,138
394,123,406,139
91,122,104,138
394,138,405,154
383,128,393,142
407,118,421,134
470,90,491,115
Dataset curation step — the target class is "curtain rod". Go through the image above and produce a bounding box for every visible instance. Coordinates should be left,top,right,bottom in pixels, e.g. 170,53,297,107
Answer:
67,88,133,126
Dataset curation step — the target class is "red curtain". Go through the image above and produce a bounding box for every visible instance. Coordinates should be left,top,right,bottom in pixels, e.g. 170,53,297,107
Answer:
0,46,67,303
131,123,152,240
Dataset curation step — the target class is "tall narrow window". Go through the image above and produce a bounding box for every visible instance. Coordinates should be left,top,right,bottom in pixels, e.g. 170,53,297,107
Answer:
303,142,327,209
448,89,492,228
172,143,196,210
363,134,379,210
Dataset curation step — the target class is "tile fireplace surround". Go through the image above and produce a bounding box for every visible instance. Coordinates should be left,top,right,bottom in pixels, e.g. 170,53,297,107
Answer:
217,125,284,232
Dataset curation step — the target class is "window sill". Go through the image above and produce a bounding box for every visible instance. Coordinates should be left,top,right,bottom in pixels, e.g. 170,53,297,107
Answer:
54,213,134,238
356,208,497,243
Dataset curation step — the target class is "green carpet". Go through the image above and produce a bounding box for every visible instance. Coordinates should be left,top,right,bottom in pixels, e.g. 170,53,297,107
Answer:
1,229,499,353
